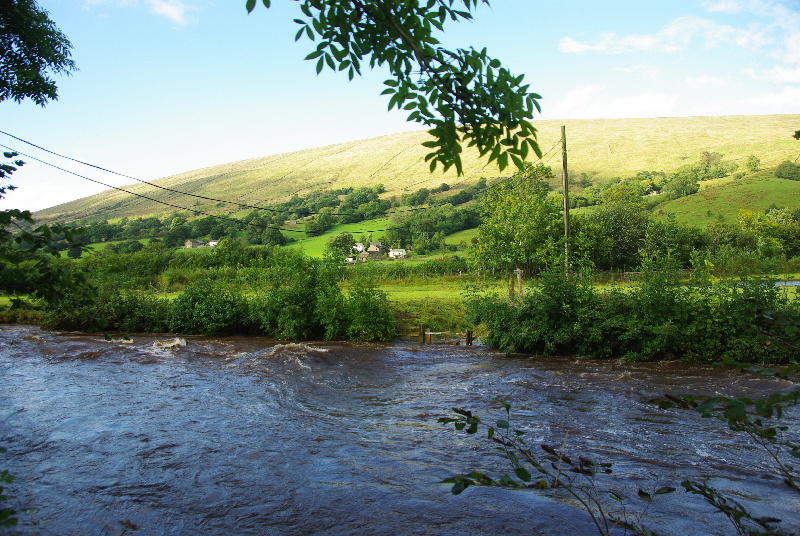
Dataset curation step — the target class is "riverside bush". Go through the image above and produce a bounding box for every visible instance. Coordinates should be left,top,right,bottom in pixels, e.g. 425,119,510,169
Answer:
169,279,247,335
346,283,397,342
97,290,170,333
467,264,800,362
246,256,396,341
248,251,329,339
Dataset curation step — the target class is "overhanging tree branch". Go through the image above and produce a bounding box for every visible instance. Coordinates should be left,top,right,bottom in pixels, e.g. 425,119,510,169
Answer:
247,0,542,175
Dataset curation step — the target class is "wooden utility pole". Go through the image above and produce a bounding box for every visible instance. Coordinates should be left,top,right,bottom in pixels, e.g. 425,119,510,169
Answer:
561,125,570,271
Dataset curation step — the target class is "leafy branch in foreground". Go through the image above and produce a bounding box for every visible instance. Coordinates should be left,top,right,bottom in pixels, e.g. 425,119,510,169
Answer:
653,359,800,535
680,481,790,536
0,448,17,532
438,400,674,536
0,152,95,307
247,0,541,174
0,0,77,106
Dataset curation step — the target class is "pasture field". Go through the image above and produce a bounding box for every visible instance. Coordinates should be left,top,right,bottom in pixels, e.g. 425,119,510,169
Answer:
282,220,390,256
656,175,800,226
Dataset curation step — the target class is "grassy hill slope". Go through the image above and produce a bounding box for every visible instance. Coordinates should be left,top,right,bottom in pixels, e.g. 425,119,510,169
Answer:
34,114,800,224
655,173,800,226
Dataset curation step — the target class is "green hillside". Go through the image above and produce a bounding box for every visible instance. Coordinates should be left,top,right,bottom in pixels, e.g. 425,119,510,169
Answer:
655,174,800,226
33,114,800,224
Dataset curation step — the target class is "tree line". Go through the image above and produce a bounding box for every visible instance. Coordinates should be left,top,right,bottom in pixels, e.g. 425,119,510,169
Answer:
472,162,800,276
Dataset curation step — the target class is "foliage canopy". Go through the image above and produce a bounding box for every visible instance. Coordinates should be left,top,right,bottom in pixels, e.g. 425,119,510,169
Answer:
0,0,76,106
247,0,541,175
472,163,561,273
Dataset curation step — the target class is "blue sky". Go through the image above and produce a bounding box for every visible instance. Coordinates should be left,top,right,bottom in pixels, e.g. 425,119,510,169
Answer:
2,0,799,211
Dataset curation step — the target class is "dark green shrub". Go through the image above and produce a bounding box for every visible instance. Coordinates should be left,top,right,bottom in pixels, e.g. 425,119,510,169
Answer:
775,160,800,180
40,288,99,331
97,290,170,333
247,253,323,339
467,264,800,362
169,279,246,335
346,283,396,341
314,263,350,340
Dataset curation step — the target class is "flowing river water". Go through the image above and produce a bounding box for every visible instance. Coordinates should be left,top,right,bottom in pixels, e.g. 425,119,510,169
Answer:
1,325,799,536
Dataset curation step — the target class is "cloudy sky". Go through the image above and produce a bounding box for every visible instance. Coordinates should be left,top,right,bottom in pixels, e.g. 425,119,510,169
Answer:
2,0,799,211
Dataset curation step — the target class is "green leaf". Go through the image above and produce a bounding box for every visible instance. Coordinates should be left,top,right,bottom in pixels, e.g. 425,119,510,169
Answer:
724,399,748,422
514,467,532,482
245,0,256,13
496,419,509,429
451,478,471,494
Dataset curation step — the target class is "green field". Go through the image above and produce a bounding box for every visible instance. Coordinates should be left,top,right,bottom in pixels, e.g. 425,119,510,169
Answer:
282,220,389,256
655,175,800,226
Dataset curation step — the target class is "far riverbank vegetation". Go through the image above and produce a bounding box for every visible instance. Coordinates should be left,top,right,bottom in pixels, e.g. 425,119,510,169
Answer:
2,159,800,359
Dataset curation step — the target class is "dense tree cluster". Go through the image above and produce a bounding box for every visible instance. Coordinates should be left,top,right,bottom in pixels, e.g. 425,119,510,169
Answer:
471,162,800,275
775,160,800,180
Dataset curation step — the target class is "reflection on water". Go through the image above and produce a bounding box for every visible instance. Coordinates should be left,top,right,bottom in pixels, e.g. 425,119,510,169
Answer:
0,325,798,535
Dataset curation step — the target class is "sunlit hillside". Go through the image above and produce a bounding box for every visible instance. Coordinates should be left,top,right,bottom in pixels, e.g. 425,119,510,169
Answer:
34,114,800,224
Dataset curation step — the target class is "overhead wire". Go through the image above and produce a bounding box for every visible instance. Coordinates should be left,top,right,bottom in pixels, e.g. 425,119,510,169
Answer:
2,130,534,238
539,139,562,164
0,143,404,235
0,130,444,218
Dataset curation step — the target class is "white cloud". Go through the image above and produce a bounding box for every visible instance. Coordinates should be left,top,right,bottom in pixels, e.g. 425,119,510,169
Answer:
757,65,800,84
685,74,729,88
146,0,192,26
83,0,195,26
703,0,747,13
546,85,679,119
679,85,800,116
561,16,767,56
559,34,661,54
741,86,800,112
0,179,108,213
614,64,661,81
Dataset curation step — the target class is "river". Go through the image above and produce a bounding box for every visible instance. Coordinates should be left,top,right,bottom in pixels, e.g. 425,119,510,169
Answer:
1,325,798,535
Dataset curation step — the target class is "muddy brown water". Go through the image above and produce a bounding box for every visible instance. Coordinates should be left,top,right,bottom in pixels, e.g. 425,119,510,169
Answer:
1,325,798,535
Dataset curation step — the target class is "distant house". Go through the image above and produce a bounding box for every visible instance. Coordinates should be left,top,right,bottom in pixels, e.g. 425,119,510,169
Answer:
388,249,407,259
355,242,389,261
184,240,206,248
366,242,388,260
207,240,220,247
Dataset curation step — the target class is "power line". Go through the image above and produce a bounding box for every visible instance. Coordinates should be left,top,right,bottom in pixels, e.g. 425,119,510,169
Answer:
1,144,403,236
0,130,450,218
539,139,562,164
